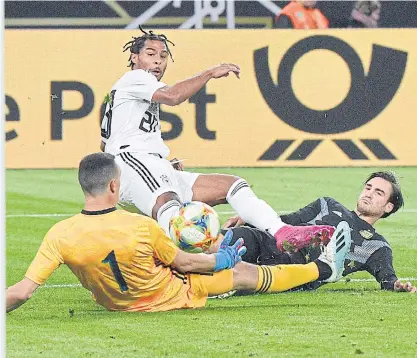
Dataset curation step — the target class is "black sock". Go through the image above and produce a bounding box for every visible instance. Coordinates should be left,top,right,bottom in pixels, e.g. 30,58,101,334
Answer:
314,259,332,281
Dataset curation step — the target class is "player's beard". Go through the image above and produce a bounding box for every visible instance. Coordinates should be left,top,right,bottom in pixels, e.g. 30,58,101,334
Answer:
356,199,379,218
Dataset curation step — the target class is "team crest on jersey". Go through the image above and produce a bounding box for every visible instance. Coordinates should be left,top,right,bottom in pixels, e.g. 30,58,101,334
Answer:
359,230,373,240
160,174,172,186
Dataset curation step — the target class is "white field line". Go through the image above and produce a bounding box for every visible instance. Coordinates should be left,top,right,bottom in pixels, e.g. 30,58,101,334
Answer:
41,284,82,289
6,209,417,218
41,277,417,290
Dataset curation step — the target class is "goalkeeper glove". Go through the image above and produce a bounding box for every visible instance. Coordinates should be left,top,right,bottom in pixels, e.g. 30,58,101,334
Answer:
214,230,246,272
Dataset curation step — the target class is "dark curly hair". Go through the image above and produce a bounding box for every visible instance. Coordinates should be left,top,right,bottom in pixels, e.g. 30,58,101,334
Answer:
123,26,175,69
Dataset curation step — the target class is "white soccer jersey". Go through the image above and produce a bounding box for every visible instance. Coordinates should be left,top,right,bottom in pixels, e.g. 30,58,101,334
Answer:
101,69,170,157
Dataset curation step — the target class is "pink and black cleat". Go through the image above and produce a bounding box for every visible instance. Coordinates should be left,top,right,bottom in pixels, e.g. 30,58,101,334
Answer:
274,224,335,252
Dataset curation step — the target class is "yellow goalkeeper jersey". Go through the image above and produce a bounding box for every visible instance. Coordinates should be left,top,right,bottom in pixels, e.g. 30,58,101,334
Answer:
25,208,206,312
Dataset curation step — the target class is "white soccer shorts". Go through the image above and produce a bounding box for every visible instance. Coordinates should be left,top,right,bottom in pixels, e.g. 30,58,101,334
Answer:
115,152,200,217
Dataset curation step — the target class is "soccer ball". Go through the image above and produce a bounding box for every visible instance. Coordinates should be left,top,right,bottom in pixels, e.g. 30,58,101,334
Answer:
169,201,221,253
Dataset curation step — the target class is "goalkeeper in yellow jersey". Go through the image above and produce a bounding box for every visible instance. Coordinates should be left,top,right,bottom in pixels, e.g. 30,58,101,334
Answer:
6,153,351,313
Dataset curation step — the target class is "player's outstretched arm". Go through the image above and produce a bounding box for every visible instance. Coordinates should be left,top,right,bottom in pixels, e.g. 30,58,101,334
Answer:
171,230,246,273
152,63,240,106
6,278,40,313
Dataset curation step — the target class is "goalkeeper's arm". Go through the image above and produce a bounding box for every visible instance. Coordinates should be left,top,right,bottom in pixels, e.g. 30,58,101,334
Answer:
171,231,246,273
6,278,39,313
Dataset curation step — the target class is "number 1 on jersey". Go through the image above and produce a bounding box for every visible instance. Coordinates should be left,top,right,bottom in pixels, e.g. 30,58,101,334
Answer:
102,250,128,292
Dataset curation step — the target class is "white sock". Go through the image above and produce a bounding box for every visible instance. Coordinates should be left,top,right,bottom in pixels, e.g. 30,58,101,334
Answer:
226,179,285,234
157,200,182,237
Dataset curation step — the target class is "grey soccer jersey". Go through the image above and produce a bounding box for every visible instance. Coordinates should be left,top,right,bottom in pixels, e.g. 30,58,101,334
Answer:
227,197,398,290
280,197,397,290
101,69,169,157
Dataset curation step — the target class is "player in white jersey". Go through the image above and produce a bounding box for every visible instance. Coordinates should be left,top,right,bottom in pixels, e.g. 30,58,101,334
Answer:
100,28,335,252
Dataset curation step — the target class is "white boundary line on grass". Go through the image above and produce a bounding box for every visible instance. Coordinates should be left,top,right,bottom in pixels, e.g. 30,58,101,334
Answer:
40,277,417,289
6,209,417,218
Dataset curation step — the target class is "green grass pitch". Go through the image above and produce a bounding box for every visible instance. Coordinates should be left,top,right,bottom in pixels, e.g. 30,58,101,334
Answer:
6,167,417,357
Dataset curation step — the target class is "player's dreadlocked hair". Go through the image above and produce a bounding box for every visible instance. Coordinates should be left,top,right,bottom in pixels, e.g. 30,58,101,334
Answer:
123,26,175,69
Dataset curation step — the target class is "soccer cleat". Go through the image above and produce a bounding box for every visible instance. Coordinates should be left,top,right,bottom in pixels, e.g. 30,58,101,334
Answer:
208,290,237,299
317,221,352,283
274,224,335,253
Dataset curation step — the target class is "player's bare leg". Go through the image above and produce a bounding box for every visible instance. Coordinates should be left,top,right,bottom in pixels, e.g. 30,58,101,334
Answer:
192,174,334,253
190,174,236,206
192,174,285,226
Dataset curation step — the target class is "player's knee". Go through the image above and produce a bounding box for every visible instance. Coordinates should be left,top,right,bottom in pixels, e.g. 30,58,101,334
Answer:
193,174,241,206
225,175,241,188
214,175,241,201
152,192,182,219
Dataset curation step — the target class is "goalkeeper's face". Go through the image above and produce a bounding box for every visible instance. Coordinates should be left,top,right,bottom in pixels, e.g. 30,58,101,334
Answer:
356,177,394,220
